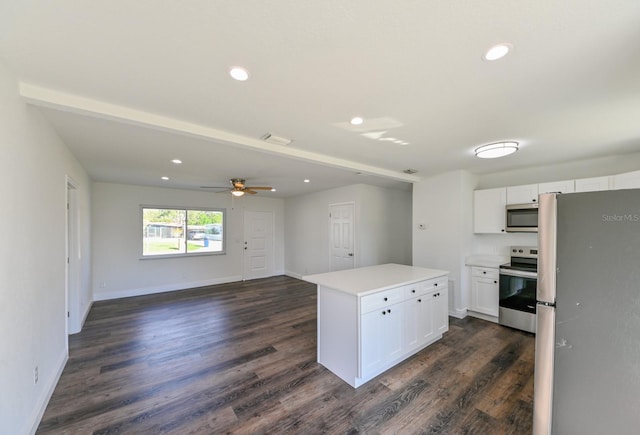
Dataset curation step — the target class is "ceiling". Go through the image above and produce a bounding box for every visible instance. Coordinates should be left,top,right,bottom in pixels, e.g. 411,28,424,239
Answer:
2,1,640,197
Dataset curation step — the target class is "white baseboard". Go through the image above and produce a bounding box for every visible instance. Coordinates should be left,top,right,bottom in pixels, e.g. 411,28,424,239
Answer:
467,310,499,323
93,275,243,301
80,301,92,328
285,270,304,279
28,349,67,435
449,308,468,319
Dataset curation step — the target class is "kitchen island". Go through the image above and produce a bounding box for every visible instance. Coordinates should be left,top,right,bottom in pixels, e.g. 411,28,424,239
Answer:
303,263,449,388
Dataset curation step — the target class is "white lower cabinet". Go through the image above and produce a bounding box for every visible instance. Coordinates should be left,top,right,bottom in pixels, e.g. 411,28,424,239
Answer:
432,287,449,335
316,272,449,388
361,301,404,377
403,295,434,353
470,266,499,317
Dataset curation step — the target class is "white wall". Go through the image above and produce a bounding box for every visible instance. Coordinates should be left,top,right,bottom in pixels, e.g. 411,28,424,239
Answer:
412,170,476,317
92,182,285,300
284,183,412,277
0,62,92,435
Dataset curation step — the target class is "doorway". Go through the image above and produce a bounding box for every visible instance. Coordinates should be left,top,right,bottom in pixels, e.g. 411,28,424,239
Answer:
243,211,275,280
329,202,355,271
66,178,80,334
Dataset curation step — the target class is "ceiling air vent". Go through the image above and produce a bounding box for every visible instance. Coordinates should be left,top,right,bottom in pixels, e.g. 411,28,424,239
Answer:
261,133,292,146
403,169,418,174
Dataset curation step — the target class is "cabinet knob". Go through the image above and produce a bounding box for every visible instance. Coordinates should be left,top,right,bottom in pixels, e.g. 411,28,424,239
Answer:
387,309,391,314
382,310,386,315
411,289,416,293
494,280,497,284
418,299,422,303
483,271,486,274
434,283,438,287
384,297,388,301
501,229,505,232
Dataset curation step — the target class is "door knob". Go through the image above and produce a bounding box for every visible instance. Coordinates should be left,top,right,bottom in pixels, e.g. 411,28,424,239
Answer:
348,253,353,257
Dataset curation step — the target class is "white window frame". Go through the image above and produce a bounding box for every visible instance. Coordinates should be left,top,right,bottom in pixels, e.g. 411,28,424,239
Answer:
140,205,226,259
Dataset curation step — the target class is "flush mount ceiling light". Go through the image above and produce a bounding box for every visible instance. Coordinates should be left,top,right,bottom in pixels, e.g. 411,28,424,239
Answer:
231,190,245,197
304,179,310,183
475,141,519,158
161,176,169,180
483,43,513,61
350,116,364,126
171,159,182,164
229,66,249,81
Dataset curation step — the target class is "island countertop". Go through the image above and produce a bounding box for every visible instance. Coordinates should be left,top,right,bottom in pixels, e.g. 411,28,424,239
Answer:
303,263,449,297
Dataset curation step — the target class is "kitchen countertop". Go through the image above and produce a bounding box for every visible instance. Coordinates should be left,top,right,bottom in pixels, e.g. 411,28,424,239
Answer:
303,263,449,297
465,254,509,269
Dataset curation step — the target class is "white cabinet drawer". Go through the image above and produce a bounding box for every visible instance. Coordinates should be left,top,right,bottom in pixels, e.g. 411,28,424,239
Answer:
420,276,447,293
403,282,423,299
471,266,499,279
361,287,404,314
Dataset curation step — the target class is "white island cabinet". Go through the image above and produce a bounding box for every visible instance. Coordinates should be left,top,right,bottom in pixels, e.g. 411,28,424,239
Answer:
303,264,449,388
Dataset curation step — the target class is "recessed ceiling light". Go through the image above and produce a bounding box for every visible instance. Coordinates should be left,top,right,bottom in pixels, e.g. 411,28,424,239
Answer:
350,117,364,126
304,179,310,183
171,159,182,164
229,66,249,81
475,141,519,158
161,176,169,180
483,43,513,61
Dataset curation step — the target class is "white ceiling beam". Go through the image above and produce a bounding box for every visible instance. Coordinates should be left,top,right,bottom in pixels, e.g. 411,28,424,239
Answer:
19,82,421,184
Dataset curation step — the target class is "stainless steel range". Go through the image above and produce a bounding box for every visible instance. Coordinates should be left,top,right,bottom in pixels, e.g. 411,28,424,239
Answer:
499,246,537,333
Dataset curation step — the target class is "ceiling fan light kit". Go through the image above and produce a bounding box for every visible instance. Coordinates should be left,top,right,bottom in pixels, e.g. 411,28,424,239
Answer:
201,178,274,196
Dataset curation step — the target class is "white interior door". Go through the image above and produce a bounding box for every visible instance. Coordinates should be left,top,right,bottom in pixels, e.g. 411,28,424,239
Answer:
243,211,275,280
329,202,355,271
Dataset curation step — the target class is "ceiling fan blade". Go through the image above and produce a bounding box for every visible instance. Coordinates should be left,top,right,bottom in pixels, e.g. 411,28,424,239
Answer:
200,186,230,189
244,186,273,190
244,189,258,194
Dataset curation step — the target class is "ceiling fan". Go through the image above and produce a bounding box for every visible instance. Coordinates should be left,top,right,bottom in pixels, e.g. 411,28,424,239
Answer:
201,178,273,197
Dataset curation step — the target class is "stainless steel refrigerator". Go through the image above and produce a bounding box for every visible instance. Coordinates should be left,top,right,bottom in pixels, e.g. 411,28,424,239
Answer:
534,190,640,434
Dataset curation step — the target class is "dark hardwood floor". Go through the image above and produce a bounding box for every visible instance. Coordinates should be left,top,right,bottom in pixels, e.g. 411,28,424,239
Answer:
37,276,534,434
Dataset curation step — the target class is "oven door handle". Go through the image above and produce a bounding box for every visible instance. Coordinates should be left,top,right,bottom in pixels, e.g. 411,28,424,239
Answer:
499,269,537,279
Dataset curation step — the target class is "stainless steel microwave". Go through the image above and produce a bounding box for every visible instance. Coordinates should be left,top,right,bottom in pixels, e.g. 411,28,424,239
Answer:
506,203,539,232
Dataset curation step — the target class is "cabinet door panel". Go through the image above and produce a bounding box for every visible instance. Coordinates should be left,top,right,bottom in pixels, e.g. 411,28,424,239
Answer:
471,276,499,316
433,288,449,335
404,298,421,351
361,310,385,376
361,303,403,376
474,188,506,234
420,296,435,343
507,184,539,204
575,176,610,192
538,180,575,194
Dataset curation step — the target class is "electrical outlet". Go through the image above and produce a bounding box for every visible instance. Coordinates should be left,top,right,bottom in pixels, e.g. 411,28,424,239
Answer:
34,366,38,384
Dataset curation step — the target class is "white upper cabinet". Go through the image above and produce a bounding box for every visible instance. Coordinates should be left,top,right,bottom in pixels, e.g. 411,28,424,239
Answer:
612,171,640,190
474,188,506,234
506,184,539,204
538,180,575,194
575,176,611,192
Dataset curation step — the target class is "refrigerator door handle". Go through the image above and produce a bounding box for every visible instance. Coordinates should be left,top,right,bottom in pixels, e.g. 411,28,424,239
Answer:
533,304,556,435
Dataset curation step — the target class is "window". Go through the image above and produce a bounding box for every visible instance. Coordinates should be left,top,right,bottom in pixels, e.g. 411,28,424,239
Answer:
142,207,225,257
